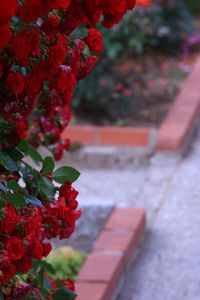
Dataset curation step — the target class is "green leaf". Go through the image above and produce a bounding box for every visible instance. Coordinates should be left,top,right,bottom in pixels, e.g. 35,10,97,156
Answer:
7,180,23,192
53,288,77,300
0,151,18,172
38,270,45,288
42,156,55,175
25,195,42,207
27,146,43,163
40,261,56,275
7,148,24,162
0,118,12,136
39,177,56,198
17,138,29,154
53,166,80,184
7,193,26,208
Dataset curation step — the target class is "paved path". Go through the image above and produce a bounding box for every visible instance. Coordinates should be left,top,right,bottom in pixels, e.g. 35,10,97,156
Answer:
74,130,200,300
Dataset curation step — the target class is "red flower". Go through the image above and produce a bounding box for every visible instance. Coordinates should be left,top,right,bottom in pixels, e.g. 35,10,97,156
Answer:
50,0,71,9
15,256,32,274
24,210,42,238
0,22,12,49
86,28,103,53
62,139,71,150
6,237,25,261
43,243,52,257
0,203,20,235
41,14,60,38
136,0,152,6
7,72,26,94
0,253,16,283
11,29,40,65
54,144,64,161
127,0,136,9
18,0,47,23
66,279,75,292
31,240,43,259
26,74,42,95
48,36,68,68
0,0,17,23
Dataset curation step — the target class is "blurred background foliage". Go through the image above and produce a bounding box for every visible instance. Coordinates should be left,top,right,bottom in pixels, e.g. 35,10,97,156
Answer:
46,247,86,281
72,0,200,126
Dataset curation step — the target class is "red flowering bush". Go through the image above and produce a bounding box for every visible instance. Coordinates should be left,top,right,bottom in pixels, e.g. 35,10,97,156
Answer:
0,0,136,299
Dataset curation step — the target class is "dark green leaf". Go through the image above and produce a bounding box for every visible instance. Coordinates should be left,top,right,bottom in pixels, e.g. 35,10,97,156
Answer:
39,177,56,198
7,148,23,162
0,151,18,172
40,261,56,275
53,288,77,300
25,195,42,207
7,193,26,208
53,166,80,184
42,156,55,175
38,270,45,288
27,146,43,163
7,180,23,192
0,199,6,210
17,138,29,154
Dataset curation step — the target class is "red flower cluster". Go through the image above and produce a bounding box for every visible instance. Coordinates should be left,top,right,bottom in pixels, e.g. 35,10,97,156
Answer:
0,0,136,154
0,0,136,297
0,182,81,284
0,0,17,48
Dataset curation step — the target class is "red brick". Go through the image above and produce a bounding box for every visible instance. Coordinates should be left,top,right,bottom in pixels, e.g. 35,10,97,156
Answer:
76,282,109,300
62,125,96,145
98,127,150,146
157,56,200,152
94,229,137,263
76,208,147,300
157,121,193,151
105,208,146,233
77,252,124,284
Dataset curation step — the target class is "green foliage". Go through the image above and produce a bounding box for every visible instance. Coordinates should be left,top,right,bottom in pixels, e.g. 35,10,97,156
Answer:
101,1,194,61
53,288,77,300
42,156,55,175
73,0,195,123
46,247,86,281
53,166,80,184
184,0,200,15
0,139,80,208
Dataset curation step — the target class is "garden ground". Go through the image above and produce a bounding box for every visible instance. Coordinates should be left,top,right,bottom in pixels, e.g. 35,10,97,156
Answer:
72,125,200,300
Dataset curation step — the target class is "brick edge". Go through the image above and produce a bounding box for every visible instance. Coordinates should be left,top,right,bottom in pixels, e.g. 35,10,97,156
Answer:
62,126,153,147
156,56,200,152
75,208,146,300
62,56,200,152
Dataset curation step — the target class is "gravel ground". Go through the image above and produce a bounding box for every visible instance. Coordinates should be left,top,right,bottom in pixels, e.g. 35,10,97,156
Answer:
70,128,200,300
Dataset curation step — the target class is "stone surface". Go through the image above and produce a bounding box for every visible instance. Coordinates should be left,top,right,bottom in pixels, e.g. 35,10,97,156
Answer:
117,129,200,300
52,205,114,252
67,126,200,300
57,145,154,170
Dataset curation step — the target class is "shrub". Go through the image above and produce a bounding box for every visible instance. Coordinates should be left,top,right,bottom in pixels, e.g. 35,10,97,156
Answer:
73,0,195,122
46,247,86,281
0,1,136,299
